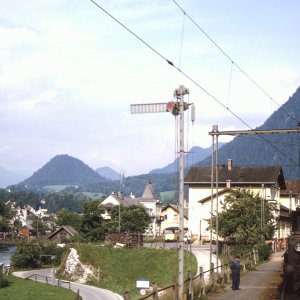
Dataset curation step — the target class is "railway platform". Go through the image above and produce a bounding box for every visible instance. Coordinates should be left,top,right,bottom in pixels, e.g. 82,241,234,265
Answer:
207,250,285,300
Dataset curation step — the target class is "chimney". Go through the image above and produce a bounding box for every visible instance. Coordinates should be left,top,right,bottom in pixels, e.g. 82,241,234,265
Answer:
228,159,233,171
226,180,231,189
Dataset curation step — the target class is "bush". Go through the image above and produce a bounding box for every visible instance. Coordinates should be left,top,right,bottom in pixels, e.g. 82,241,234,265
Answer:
0,278,9,288
11,240,67,269
255,243,272,261
11,240,42,268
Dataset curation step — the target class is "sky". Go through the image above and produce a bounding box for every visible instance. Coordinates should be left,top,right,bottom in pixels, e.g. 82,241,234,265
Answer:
1,0,300,179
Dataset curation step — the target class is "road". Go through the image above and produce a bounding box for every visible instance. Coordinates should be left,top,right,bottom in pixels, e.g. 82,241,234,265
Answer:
11,243,221,300
13,268,123,300
207,250,285,300
191,243,221,280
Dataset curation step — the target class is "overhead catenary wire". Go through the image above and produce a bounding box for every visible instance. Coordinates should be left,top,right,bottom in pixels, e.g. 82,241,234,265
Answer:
171,0,300,125
88,0,299,167
226,61,234,109
178,11,186,70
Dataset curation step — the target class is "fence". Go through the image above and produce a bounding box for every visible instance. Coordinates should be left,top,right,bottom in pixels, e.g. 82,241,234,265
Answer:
122,246,261,300
25,273,81,300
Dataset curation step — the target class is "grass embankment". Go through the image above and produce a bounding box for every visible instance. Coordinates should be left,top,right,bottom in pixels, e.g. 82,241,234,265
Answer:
67,244,197,298
0,275,78,300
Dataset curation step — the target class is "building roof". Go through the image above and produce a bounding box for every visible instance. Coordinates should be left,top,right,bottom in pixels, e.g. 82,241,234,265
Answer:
184,165,286,189
161,204,188,219
103,192,141,207
46,225,78,240
22,220,34,231
199,188,231,204
280,180,300,196
139,180,158,202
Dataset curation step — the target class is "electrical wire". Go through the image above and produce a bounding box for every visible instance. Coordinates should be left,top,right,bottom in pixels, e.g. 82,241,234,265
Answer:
226,61,234,109
178,11,186,69
88,0,299,167
171,0,300,125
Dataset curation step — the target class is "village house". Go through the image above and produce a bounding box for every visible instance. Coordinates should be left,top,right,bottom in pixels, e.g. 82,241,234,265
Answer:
136,181,162,237
184,159,290,244
160,204,188,233
19,220,35,239
46,225,78,243
101,181,162,237
101,191,141,220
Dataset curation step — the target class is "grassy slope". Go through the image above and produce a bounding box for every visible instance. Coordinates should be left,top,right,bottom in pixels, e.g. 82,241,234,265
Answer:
0,275,78,300
74,244,197,298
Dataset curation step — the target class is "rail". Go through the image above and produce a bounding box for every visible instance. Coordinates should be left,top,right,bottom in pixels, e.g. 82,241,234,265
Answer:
24,273,81,299
25,273,72,289
122,247,261,300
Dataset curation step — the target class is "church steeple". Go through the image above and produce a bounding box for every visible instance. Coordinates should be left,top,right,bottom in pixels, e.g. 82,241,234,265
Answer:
141,180,156,200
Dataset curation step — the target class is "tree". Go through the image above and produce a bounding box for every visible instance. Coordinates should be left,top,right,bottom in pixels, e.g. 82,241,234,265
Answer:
81,200,105,242
210,189,277,245
11,240,42,268
108,205,150,233
0,200,13,232
31,216,48,237
56,208,82,231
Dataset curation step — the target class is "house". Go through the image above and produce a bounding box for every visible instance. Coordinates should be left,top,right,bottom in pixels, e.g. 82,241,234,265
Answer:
280,180,300,211
160,204,188,233
184,159,286,243
136,181,162,237
46,225,78,242
19,221,35,239
101,191,141,219
101,181,162,237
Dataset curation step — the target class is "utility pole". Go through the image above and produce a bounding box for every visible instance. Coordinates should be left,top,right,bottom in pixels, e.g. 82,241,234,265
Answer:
174,85,189,299
131,85,191,299
118,170,126,233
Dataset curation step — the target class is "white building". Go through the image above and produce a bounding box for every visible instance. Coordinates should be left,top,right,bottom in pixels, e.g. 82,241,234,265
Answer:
184,160,287,242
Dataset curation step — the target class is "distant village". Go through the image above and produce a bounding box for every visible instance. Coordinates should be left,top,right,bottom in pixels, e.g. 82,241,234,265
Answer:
1,159,299,249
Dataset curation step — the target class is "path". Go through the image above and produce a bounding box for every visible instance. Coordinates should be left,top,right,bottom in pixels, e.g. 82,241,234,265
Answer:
191,244,221,281
13,268,123,300
207,250,284,300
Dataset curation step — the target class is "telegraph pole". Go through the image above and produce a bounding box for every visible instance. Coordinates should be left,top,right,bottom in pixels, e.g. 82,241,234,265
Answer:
174,85,189,298
131,85,191,299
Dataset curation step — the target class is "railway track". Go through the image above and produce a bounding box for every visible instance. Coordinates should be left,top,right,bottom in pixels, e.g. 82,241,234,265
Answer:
280,278,300,300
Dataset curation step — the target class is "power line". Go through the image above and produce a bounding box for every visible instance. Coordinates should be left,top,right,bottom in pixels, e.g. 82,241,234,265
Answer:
171,0,300,125
235,134,300,148
88,0,299,167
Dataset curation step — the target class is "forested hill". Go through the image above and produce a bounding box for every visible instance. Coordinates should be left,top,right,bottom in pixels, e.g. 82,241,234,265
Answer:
195,87,300,180
149,144,224,175
10,87,300,196
17,154,109,188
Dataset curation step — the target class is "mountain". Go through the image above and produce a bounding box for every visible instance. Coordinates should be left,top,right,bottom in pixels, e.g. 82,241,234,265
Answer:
96,166,120,181
149,144,225,174
0,167,27,188
195,87,300,180
9,86,300,196
17,154,109,188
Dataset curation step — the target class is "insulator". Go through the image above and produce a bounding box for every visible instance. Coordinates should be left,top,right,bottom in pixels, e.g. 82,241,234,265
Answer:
191,104,195,123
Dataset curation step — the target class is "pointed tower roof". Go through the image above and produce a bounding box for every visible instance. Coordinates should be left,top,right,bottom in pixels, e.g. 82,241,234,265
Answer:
140,180,156,201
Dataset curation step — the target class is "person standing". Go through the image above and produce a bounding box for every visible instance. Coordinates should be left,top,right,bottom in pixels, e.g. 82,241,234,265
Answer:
230,255,242,290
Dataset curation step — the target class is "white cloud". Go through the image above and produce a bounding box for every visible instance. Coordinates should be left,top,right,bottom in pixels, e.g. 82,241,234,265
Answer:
0,27,37,48
0,0,299,177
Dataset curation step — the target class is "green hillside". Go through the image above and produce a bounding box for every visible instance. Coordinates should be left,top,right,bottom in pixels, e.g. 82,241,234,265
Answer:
10,86,300,198
18,154,108,188
59,244,197,298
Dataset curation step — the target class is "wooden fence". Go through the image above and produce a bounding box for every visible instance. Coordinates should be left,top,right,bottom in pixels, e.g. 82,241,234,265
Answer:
122,247,261,300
